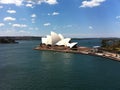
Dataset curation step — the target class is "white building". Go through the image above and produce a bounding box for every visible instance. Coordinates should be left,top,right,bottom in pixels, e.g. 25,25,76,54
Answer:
41,31,77,48
56,38,71,46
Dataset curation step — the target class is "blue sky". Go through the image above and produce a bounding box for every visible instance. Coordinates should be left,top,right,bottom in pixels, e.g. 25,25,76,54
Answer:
0,0,120,38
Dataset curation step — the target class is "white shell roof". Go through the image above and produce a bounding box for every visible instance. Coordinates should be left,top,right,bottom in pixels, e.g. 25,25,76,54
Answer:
51,31,61,45
46,35,52,45
41,38,47,44
41,31,78,48
56,38,71,46
67,42,78,48
58,34,64,40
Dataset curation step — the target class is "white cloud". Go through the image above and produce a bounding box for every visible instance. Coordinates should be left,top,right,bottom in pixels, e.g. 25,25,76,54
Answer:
29,27,39,30
0,0,23,6
35,27,39,30
27,0,58,5
26,3,33,8
31,14,36,18
116,16,120,19
80,0,106,8
0,29,30,36
7,10,16,14
29,27,34,30
18,30,26,33
89,26,93,29
0,0,58,6
116,16,120,24
44,0,58,5
48,13,50,16
21,24,27,27
31,14,36,23
52,12,59,16
48,12,60,16
8,22,12,25
12,24,27,28
0,6,3,8
12,24,20,27
31,19,35,23
0,23,4,27
44,23,51,26
4,17,16,21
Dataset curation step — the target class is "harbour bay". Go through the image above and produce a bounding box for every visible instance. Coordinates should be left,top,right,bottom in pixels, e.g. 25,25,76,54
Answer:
0,39,120,90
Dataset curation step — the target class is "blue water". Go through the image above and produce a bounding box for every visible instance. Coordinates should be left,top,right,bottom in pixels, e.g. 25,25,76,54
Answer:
0,39,120,90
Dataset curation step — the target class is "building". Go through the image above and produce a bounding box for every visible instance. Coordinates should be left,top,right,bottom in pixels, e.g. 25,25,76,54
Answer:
41,31,77,48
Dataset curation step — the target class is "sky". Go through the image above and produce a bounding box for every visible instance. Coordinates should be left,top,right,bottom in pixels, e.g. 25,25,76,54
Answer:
0,0,120,38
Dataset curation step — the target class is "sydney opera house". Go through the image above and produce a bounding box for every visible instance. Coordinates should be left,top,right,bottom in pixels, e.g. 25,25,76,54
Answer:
36,32,120,62
35,31,91,56
41,31,78,49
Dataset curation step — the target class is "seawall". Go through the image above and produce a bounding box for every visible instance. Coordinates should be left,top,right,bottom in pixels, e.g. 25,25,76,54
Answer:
35,45,120,62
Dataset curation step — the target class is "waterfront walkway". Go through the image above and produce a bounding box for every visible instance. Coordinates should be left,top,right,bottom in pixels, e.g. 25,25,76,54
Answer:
35,45,120,62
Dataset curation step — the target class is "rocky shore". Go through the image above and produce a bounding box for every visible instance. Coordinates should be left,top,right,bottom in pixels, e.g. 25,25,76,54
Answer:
35,45,120,62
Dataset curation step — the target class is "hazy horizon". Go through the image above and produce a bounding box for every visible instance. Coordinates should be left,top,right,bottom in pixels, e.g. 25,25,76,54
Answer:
0,35,120,39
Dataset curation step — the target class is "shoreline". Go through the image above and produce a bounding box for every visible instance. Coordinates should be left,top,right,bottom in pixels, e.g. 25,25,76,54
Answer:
35,45,120,62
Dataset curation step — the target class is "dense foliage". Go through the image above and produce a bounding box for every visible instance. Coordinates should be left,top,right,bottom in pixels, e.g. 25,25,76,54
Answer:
0,38,18,43
101,39,120,53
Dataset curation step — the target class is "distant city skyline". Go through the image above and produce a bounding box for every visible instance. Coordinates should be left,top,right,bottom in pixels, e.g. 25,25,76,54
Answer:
0,0,120,38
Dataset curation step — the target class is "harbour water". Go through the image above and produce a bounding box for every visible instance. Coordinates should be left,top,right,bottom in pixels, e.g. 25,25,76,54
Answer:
0,39,120,90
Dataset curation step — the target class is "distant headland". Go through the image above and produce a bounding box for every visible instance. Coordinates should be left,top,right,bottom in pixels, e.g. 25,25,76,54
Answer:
35,31,120,62
0,36,41,40
0,38,18,44
0,36,41,44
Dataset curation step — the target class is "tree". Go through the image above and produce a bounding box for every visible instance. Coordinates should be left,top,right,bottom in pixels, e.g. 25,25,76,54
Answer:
101,39,108,47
